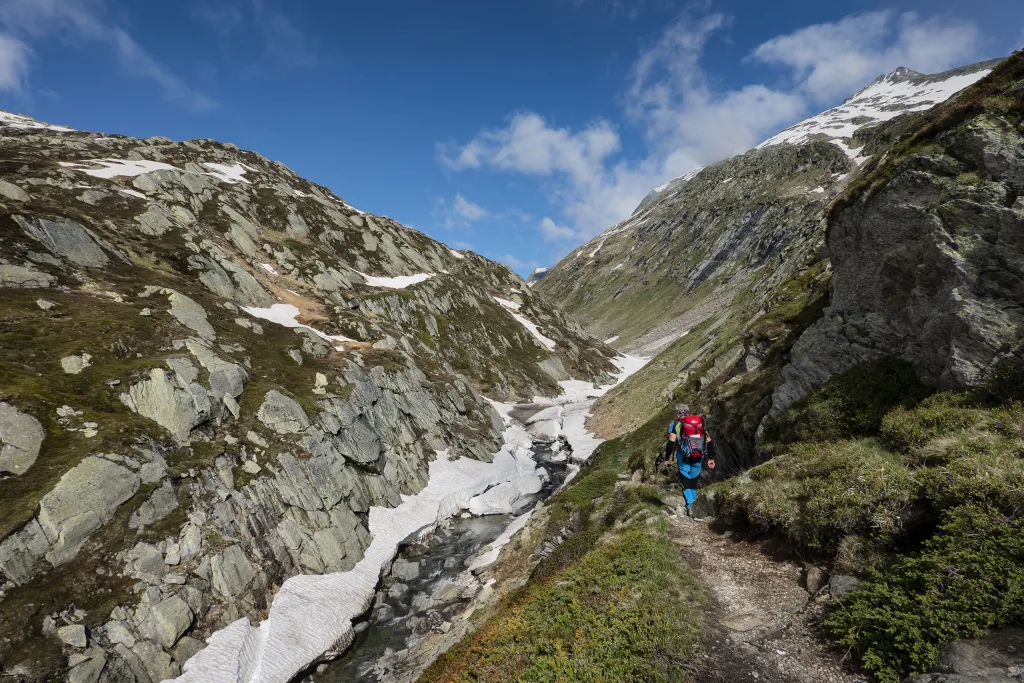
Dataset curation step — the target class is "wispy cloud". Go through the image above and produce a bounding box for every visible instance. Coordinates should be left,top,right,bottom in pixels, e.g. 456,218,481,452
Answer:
193,0,317,69
0,0,216,111
442,9,981,245
453,193,489,221
0,34,30,95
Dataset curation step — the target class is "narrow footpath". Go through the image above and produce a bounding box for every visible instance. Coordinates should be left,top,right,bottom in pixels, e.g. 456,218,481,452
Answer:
668,514,864,683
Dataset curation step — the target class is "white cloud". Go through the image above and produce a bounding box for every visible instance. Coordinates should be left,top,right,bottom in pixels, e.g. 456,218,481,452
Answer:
453,193,489,222
453,240,474,250
540,217,580,241
0,0,216,111
0,34,30,94
443,9,983,245
750,10,981,103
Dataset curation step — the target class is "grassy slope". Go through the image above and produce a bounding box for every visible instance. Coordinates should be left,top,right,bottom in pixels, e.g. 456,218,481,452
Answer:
421,409,706,683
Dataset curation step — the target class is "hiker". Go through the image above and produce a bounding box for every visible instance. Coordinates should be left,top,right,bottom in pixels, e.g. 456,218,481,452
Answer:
664,404,715,512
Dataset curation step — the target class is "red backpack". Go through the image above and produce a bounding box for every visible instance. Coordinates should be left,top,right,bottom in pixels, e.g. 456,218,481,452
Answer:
670,415,707,461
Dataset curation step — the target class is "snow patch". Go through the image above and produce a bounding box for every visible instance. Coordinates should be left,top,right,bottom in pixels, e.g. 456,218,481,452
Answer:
202,162,253,184
241,303,354,345
0,111,74,132
493,297,555,350
60,158,181,179
358,272,433,289
119,189,147,200
260,264,279,276
604,335,620,344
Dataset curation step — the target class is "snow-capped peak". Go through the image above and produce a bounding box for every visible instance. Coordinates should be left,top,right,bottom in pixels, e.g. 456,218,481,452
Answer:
757,58,1001,154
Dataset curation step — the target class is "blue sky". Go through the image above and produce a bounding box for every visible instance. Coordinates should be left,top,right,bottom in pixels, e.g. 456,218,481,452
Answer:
0,0,1020,275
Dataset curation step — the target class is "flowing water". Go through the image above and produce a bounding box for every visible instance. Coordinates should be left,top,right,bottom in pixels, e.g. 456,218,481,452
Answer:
312,444,565,682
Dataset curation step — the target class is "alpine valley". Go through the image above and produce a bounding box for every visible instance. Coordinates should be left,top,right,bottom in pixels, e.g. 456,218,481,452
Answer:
1,44,1023,683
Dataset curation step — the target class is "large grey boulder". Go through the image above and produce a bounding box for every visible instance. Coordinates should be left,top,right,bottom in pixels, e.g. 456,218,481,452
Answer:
0,519,49,584
140,287,216,340
185,338,247,399
136,596,193,649
0,402,45,476
16,216,109,268
37,456,140,566
0,179,29,202
128,481,179,530
211,545,256,597
121,365,212,444
257,391,310,434
0,264,54,288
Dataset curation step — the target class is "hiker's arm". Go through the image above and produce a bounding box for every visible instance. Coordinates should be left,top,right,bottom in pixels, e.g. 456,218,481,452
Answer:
663,432,676,460
706,435,716,469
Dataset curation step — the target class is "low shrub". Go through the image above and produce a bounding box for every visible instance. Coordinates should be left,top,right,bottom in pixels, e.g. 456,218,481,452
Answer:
422,531,704,683
880,392,978,453
824,504,1024,682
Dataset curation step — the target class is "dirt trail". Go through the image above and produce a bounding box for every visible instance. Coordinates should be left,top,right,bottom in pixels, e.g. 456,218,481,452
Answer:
668,514,865,683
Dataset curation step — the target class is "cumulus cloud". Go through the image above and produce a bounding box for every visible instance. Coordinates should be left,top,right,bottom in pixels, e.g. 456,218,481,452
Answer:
0,34,30,94
442,9,982,245
750,10,981,102
0,0,216,111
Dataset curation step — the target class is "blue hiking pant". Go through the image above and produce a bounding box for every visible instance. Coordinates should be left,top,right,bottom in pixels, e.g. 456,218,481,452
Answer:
679,460,702,506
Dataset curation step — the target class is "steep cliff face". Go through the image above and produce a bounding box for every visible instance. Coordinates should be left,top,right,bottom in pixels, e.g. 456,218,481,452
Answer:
773,52,1024,416
0,116,615,680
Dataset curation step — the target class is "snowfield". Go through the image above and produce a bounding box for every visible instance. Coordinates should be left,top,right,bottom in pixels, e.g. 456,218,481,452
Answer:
173,353,649,683
60,158,181,179
202,162,253,184
359,272,433,289
0,110,74,132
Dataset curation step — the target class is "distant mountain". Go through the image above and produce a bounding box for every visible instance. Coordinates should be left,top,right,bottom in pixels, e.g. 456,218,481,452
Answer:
526,266,550,287
534,57,1001,442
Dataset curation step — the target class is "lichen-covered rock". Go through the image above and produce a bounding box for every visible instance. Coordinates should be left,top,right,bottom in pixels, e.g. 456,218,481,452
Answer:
61,353,93,374
0,402,45,476
0,179,29,202
0,263,55,288
136,596,193,649
257,390,309,434
37,456,141,566
774,93,1024,415
121,366,212,444
210,544,256,597
15,216,109,268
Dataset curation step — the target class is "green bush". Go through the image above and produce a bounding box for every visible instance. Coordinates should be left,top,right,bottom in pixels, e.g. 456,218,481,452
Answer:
764,357,931,450
824,504,1024,683
718,439,918,550
880,392,978,453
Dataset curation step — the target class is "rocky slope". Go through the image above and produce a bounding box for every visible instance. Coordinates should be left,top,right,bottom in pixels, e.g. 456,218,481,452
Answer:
0,113,616,681
533,58,1001,452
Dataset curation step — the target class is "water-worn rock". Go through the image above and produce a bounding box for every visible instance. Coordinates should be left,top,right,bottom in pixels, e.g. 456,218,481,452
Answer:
0,401,45,476
38,456,141,566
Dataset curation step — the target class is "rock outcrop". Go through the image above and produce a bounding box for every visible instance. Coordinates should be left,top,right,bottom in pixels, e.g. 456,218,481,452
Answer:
773,55,1024,415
